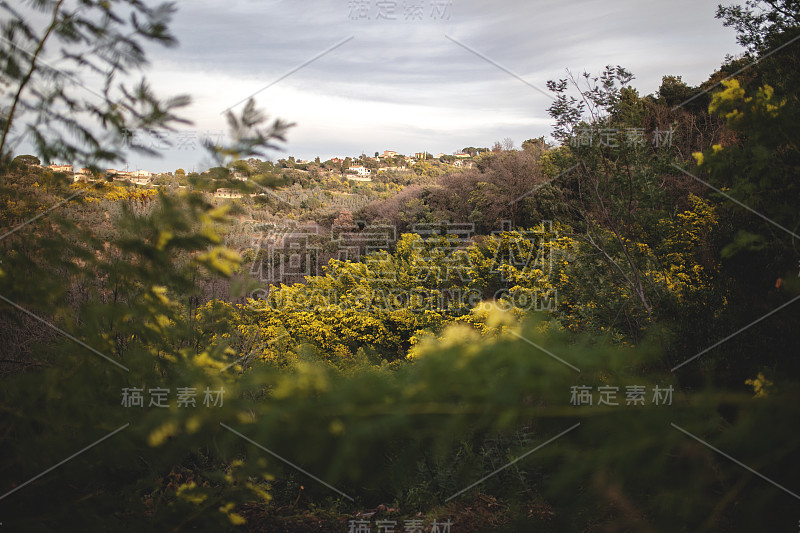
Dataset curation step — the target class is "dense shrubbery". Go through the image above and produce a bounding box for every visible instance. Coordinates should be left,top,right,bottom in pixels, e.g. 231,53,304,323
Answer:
1,0,799,531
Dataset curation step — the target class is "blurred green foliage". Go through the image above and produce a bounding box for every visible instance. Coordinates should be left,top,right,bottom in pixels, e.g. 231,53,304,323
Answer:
1,1,800,531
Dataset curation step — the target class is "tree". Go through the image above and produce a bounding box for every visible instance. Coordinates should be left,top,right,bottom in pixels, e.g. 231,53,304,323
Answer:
230,160,245,172
695,1,800,278
546,66,683,335
11,154,40,167
717,0,800,54
486,149,547,228
460,147,486,156
205,100,292,171
692,78,799,275
657,75,702,108
208,166,230,179
0,1,191,170
521,137,550,154
0,2,293,529
717,0,800,97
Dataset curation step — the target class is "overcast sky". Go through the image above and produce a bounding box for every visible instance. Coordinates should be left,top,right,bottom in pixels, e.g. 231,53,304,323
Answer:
27,0,748,172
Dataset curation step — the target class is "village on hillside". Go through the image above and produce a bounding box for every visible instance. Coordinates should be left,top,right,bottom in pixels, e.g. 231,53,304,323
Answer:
42,149,477,185
32,148,485,204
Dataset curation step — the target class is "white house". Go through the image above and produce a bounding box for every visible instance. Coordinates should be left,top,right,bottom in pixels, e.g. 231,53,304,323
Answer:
214,188,244,199
48,164,73,173
108,169,131,179
348,165,371,177
129,176,151,186
127,170,151,185
72,167,92,182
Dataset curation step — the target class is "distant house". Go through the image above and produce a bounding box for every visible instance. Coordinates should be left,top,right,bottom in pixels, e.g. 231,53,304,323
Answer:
331,157,343,164
106,169,131,178
377,166,410,174
106,168,152,185
382,150,398,158
414,152,428,160
454,152,470,158
125,170,150,185
73,167,92,182
48,164,73,174
214,188,243,199
348,165,371,177
232,172,248,181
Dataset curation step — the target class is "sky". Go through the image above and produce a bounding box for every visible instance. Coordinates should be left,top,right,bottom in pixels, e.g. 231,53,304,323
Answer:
19,0,747,172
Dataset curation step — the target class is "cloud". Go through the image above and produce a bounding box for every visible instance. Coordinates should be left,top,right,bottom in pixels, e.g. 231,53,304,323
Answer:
22,0,745,170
